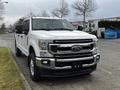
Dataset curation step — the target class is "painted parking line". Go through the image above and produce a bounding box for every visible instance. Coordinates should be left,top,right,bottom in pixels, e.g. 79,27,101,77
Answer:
112,66,120,70
100,68,112,75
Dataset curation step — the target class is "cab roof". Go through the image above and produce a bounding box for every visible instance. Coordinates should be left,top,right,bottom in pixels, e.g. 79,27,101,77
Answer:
24,17,64,20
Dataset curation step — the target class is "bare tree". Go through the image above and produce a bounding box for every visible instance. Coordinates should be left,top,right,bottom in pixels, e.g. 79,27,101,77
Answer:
41,10,50,17
72,0,97,30
52,0,69,18
27,12,36,17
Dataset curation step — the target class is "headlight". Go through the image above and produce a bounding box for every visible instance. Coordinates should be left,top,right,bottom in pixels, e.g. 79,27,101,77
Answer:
93,39,98,48
40,51,53,57
92,39,98,55
38,40,53,50
93,48,98,55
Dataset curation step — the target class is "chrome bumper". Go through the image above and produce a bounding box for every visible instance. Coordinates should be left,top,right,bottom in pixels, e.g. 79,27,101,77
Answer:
36,54,100,70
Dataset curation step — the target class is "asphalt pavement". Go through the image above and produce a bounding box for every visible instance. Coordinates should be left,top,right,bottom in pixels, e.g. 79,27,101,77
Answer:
0,33,120,90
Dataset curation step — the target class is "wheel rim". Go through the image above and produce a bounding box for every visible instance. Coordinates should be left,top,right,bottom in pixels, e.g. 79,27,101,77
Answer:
30,59,34,76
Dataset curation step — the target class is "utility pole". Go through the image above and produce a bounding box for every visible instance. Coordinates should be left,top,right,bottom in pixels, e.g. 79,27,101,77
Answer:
83,0,87,30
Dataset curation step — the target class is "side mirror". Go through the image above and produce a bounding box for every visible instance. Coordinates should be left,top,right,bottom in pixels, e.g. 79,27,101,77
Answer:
22,30,28,35
78,26,83,31
15,25,23,34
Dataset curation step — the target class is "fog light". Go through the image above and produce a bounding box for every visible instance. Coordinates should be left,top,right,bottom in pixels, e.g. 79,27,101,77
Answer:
41,59,50,66
96,55,100,62
97,55,100,60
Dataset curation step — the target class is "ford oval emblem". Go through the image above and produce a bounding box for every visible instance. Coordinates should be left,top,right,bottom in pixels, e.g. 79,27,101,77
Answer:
71,45,82,52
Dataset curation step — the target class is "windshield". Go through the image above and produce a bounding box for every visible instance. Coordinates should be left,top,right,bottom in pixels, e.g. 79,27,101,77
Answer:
32,19,75,31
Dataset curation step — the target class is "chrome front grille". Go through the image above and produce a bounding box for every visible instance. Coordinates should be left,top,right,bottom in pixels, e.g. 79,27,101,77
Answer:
49,39,94,59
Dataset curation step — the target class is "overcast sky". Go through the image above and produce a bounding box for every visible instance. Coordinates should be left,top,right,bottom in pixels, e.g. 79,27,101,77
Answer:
3,0,120,25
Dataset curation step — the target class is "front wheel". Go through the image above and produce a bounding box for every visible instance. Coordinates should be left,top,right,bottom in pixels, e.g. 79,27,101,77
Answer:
29,53,40,81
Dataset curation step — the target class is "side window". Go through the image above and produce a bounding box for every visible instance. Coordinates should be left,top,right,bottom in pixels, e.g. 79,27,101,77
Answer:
23,20,29,31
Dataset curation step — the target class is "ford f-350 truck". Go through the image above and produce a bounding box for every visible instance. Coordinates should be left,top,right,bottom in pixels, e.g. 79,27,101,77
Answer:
15,17,100,81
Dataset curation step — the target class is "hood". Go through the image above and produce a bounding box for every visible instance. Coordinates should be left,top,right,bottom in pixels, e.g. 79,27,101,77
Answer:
31,30,97,40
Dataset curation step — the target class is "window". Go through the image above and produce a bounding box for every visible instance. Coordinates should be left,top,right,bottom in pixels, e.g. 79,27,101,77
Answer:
23,20,29,31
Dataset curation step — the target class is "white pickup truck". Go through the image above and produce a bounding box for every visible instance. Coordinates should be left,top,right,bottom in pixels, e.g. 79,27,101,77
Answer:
15,17,100,81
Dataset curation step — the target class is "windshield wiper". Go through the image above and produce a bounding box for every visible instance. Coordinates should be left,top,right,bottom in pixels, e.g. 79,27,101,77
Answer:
34,28,73,31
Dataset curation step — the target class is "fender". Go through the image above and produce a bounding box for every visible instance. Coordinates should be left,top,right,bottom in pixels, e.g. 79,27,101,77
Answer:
28,38,40,57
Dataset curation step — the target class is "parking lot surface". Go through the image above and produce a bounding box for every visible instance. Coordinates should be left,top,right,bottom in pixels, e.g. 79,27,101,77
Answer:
0,33,120,90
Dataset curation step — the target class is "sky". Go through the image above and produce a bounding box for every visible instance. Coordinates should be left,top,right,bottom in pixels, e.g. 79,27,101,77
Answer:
3,0,120,25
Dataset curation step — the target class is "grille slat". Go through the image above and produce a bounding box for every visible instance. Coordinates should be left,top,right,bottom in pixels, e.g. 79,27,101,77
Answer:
54,52,93,59
55,59,94,67
57,44,93,51
54,39,93,44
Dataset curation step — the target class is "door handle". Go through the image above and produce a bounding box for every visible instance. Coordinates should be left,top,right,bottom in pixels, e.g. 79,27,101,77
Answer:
21,36,23,38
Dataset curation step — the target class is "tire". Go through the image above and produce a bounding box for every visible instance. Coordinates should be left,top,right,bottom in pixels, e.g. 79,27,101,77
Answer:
29,52,40,81
84,73,91,76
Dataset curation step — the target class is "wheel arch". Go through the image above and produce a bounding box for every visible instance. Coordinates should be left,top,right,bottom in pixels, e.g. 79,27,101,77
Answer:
29,46,35,55
28,46,35,67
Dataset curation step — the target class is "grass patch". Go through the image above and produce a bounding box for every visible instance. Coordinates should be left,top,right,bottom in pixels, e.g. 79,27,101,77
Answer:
0,32,5,34
0,48,24,90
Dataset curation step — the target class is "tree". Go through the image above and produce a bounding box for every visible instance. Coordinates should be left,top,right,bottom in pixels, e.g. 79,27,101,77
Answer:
14,17,25,25
52,0,69,18
0,23,6,32
41,10,50,17
13,17,26,33
72,0,97,30
0,0,5,20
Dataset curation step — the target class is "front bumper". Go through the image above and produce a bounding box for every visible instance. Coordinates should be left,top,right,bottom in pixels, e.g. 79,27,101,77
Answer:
37,64,97,77
36,54,100,77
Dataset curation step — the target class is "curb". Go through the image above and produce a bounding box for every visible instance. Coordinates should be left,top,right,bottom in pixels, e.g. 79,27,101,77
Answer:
8,49,33,90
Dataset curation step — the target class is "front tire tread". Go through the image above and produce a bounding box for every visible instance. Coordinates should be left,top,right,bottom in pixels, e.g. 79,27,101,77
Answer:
29,53,40,81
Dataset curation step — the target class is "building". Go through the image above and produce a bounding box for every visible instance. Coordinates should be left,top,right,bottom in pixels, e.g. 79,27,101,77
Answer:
72,16,120,38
